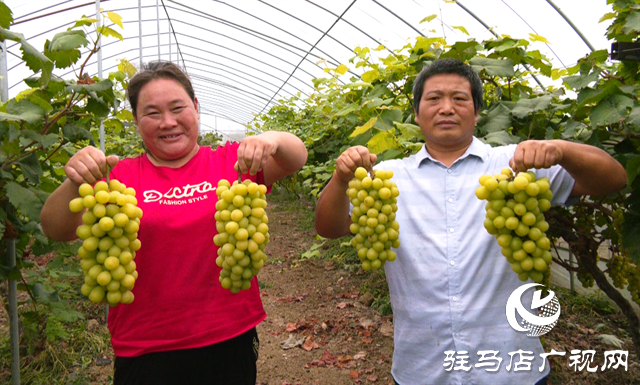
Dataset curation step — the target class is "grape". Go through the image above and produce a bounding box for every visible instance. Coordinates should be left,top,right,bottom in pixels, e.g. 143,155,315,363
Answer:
214,179,269,294
70,179,141,306
476,168,553,284
347,167,400,271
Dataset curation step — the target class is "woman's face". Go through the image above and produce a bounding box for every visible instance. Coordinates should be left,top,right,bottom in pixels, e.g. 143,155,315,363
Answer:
134,78,200,166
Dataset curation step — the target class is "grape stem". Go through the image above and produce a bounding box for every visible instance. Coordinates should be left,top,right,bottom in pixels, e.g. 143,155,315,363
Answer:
106,164,110,184
238,169,242,183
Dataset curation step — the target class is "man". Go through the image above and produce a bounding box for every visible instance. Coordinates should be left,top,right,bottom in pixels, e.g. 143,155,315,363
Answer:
314,58,627,384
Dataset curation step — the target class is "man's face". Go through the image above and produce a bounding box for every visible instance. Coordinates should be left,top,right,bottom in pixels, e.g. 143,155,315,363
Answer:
414,73,478,152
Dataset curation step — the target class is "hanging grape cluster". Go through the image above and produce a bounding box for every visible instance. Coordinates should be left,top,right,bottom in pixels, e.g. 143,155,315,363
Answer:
608,208,640,304
69,180,142,306
346,167,400,271
214,179,269,294
475,168,553,284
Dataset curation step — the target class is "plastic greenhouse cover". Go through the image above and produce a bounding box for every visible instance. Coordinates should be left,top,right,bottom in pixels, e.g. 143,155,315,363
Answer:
3,0,614,141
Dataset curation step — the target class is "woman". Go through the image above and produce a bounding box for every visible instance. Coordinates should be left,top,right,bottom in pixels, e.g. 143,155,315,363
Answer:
40,61,308,384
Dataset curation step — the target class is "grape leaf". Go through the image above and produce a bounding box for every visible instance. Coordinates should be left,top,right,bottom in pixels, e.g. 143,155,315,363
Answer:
0,28,53,86
97,25,123,41
563,71,601,90
477,103,511,133
350,117,376,138
107,11,124,29
622,10,640,34
62,124,96,146
5,181,48,222
469,57,515,78
49,30,88,51
362,69,380,83
367,130,397,154
0,2,13,28
16,152,43,185
3,98,45,125
374,109,402,132
511,95,553,119
590,94,634,127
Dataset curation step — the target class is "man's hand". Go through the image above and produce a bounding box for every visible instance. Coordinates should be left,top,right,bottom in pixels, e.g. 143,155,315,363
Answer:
65,146,119,186
509,140,563,173
335,146,378,184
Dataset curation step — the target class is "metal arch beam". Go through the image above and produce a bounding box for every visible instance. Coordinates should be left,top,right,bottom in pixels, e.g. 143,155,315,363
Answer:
199,105,253,124
454,0,545,89
306,0,396,56
166,1,350,77
193,89,263,117
172,32,311,88
185,60,284,101
169,18,322,85
198,100,256,120
162,5,346,86
258,0,358,116
160,0,187,70
258,0,370,62
545,0,595,52
217,0,352,68
175,41,310,96
190,77,275,111
11,0,111,26
199,101,252,117
177,53,298,99
369,0,424,38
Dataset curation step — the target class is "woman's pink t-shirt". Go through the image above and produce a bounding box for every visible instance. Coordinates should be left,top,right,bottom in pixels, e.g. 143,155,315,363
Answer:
108,142,267,357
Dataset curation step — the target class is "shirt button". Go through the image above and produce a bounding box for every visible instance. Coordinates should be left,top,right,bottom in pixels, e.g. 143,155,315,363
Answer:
448,198,453,203
450,260,455,266
447,169,452,174
452,296,458,302
449,228,455,233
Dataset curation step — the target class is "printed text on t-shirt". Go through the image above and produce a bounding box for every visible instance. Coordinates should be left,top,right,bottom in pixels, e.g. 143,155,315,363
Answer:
143,181,217,204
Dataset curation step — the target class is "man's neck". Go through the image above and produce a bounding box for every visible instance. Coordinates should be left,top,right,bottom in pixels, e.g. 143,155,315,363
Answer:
424,139,473,168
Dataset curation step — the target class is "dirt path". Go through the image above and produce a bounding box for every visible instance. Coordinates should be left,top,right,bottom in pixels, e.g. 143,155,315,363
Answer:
256,197,395,385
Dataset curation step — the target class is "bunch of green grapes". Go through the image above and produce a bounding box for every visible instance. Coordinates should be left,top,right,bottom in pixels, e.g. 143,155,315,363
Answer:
69,180,142,306
607,253,630,289
346,167,400,271
475,168,553,284
214,179,269,294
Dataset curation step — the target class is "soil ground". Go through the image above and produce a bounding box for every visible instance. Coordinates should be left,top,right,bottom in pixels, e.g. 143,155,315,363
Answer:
1,192,639,384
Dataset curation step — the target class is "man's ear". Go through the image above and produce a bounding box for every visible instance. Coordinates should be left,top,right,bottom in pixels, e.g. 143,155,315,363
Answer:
195,97,200,119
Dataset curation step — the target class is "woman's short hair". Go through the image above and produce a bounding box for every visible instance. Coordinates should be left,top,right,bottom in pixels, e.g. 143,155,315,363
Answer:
127,61,195,117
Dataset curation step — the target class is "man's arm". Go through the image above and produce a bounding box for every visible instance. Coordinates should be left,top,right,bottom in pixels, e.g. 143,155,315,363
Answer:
509,140,627,197
315,146,377,239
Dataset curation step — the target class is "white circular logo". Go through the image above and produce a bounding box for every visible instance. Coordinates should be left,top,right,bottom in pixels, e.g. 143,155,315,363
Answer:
506,283,561,337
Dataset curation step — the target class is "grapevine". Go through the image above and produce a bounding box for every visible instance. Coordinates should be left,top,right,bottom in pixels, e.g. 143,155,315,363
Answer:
69,179,142,306
214,178,269,293
346,167,401,271
475,168,553,284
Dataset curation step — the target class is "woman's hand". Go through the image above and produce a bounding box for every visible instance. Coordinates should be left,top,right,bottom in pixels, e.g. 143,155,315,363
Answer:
64,146,119,186
235,135,279,176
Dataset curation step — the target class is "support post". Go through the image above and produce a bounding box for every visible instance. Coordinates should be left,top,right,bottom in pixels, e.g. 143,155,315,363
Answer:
139,0,143,68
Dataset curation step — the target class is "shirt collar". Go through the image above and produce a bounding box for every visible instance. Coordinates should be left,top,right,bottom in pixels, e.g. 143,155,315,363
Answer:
414,136,489,167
